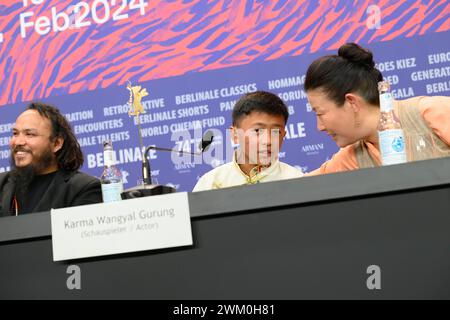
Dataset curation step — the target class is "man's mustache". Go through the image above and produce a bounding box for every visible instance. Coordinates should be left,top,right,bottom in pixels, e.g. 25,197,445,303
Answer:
13,146,32,154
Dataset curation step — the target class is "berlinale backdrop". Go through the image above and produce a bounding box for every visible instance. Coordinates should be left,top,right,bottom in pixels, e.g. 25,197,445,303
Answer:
1,0,449,191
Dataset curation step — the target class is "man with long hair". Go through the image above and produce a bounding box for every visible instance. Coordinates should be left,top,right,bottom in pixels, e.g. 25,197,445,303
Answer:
0,102,102,216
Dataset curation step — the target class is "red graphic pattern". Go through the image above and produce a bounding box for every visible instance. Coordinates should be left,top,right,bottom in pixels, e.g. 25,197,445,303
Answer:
0,0,449,105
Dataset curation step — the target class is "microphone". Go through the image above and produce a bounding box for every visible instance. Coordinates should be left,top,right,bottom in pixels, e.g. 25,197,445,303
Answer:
199,130,214,152
122,131,214,199
142,131,214,185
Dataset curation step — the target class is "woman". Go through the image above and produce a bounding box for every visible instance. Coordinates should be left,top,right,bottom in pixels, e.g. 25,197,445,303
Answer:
304,43,450,175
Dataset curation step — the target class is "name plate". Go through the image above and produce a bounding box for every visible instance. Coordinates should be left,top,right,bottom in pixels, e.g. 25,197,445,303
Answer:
51,192,192,261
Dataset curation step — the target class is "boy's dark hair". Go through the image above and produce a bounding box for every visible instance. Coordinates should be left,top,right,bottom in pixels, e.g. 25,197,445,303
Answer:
304,43,383,107
27,102,84,171
232,91,289,126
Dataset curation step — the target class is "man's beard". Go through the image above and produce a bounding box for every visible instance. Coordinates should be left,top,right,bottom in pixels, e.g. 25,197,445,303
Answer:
10,146,55,197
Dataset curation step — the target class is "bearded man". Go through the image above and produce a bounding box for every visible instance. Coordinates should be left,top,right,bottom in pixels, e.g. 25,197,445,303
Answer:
0,102,102,216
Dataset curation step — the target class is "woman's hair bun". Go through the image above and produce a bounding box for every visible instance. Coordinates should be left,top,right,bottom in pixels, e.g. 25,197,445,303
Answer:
338,43,375,69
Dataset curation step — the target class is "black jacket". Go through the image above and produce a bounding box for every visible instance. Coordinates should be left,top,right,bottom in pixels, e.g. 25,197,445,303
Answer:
0,170,102,217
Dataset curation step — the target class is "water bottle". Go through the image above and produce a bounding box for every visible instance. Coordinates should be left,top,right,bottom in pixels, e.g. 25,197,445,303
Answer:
377,81,407,165
100,140,124,202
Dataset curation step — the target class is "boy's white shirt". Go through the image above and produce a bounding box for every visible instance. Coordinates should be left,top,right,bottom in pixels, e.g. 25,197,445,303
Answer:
193,153,303,192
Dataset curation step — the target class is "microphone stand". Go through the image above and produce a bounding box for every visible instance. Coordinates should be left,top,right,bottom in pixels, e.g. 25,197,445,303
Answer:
142,146,200,185
122,146,203,199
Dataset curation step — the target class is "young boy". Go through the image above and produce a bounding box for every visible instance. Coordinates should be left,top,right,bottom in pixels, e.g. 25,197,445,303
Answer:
193,91,303,191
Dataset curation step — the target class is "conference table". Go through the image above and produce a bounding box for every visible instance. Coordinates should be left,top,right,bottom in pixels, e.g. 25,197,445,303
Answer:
1,157,449,299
